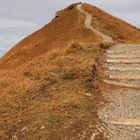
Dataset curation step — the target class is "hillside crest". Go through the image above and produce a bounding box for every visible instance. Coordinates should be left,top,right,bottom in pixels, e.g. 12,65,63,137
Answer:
0,2,140,68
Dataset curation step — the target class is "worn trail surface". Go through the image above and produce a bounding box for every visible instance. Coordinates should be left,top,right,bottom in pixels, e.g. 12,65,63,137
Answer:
77,3,140,140
77,4,114,43
97,44,140,140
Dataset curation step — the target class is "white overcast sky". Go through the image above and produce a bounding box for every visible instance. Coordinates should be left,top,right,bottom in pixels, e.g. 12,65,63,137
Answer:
0,0,140,56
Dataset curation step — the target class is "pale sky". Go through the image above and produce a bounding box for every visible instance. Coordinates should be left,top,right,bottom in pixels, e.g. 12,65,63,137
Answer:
0,0,140,56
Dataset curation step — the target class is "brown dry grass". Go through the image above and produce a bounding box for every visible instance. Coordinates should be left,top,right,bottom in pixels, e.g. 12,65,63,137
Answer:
83,3,140,43
1,3,140,68
1,2,140,139
0,41,107,139
0,4,101,69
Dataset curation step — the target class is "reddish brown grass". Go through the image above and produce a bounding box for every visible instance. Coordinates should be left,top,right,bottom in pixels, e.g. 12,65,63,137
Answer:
83,3,140,43
0,2,140,139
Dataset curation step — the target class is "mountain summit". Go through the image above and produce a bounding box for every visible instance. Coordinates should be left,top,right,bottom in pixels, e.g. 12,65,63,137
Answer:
1,3,140,68
1,3,140,140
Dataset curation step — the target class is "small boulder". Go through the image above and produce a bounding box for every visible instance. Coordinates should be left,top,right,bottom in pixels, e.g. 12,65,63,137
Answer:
40,125,46,130
21,127,29,132
55,11,62,18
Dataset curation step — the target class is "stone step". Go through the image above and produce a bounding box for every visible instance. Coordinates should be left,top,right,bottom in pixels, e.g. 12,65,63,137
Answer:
120,79,140,85
111,119,140,126
106,52,140,57
104,63,140,67
107,50,140,55
108,44,140,52
105,65,140,71
103,79,140,88
110,44,140,49
109,47,140,51
106,58,140,64
108,72,140,80
107,54,140,58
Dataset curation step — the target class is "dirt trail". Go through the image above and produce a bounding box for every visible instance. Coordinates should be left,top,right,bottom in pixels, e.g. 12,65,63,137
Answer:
77,3,140,140
77,4,114,43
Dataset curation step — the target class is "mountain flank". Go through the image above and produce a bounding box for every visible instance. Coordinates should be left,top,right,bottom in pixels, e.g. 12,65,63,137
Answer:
0,2,140,140
1,3,140,68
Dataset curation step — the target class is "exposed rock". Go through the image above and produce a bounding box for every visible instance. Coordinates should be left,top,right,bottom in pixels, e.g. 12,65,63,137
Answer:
55,10,63,18
40,125,46,130
21,127,29,132
11,135,18,140
83,93,92,97
32,127,38,133
90,133,96,140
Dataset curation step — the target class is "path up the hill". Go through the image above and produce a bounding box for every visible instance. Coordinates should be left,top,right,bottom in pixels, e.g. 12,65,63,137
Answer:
104,44,140,88
77,3,140,140
77,4,114,43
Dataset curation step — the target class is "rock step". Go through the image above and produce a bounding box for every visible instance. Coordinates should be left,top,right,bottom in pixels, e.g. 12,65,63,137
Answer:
119,79,140,85
104,63,140,67
104,65,140,71
106,54,140,58
106,52,140,56
103,79,140,88
106,59,140,64
108,47,140,51
111,119,140,126
108,45,140,51
107,50,140,54
109,44,140,49
108,72,140,80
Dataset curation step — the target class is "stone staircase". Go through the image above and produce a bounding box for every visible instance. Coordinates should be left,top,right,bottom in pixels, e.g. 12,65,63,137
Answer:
77,3,140,139
103,44,140,88
98,44,140,140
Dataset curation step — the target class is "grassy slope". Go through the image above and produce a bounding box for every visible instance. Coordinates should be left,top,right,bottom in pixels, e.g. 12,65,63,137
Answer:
0,4,101,69
0,42,105,139
1,2,140,140
0,4,104,139
83,3,140,43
